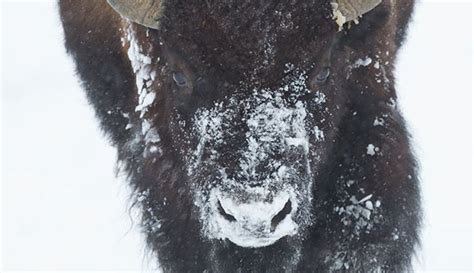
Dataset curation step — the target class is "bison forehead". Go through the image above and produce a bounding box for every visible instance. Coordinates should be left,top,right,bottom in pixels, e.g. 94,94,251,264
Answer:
157,1,336,78
161,0,333,35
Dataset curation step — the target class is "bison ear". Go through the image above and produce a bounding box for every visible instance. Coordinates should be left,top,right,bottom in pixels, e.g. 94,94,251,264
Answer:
332,0,382,29
107,0,163,29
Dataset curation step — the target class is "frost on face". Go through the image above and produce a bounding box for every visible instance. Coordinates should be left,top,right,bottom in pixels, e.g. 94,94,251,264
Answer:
186,66,328,247
241,98,309,179
126,25,156,118
346,56,373,80
185,106,226,175
354,57,372,68
187,67,324,180
346,54,393,93
329,174,385,271
314,126,325,142
373,53,391,88
373,117,385,127
123,23,161,156
136,189,162,233
335,194,383,236
366,144,379,156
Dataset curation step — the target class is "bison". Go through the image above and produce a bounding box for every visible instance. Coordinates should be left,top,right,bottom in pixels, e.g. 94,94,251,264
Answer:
59,0,421,272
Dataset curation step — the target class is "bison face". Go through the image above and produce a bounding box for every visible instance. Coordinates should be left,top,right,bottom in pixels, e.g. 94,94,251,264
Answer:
116,0,375,251
156,21,341,247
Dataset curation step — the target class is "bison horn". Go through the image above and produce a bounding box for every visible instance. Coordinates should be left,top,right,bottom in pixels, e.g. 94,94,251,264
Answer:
332,0,382,29
107,0,164,29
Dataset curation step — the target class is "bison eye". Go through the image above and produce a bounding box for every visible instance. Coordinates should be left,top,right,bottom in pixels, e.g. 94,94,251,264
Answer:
172,71,188,87
314,67,330,84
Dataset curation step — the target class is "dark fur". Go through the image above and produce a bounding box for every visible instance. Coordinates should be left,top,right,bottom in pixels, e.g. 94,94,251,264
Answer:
59,0,421,272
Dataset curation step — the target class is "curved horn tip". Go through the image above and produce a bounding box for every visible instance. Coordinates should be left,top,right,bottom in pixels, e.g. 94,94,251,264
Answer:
332,0,382,29
107,0,163,29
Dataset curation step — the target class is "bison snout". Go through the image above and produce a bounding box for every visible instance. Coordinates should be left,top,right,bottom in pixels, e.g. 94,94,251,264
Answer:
211,192,298,248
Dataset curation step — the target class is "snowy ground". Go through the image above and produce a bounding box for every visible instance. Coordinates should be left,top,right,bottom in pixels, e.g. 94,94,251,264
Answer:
1,0,472,272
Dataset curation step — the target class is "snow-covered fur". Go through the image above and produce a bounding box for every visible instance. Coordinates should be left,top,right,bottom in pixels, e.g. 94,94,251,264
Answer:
59,0,421,272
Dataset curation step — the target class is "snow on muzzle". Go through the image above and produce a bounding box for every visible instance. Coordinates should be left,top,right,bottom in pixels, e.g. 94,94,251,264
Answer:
209,189,298,248
186,78,321,248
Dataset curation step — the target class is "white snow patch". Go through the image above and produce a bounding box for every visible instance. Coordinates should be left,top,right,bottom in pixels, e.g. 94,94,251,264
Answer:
314,126,325,141
388,97,397,109
366,144,380,156
346,180,355,187
373,117,385,126
124,23,161,154
149,146,159,153
242,98,309,177
136,91,156,114
365,201,374,210
126,24,158,119
144,127,161,144
358,194,373,204
314,91,327,105
354,57,373,68
346,56,374,79
374,61,380,69
336,193,380,236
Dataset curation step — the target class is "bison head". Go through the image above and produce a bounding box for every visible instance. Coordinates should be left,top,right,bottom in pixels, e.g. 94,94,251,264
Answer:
108,0,381,254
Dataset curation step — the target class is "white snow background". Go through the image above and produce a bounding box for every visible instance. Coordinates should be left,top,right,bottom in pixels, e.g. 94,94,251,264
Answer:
1,0,472,272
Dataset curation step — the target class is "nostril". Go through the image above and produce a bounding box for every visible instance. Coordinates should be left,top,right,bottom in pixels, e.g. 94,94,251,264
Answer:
217,200,237,222
271,200,292,231
248,182,263,188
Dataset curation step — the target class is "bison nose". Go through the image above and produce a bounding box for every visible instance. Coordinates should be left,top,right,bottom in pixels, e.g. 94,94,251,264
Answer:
213,193,298,248
217,199,292,231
